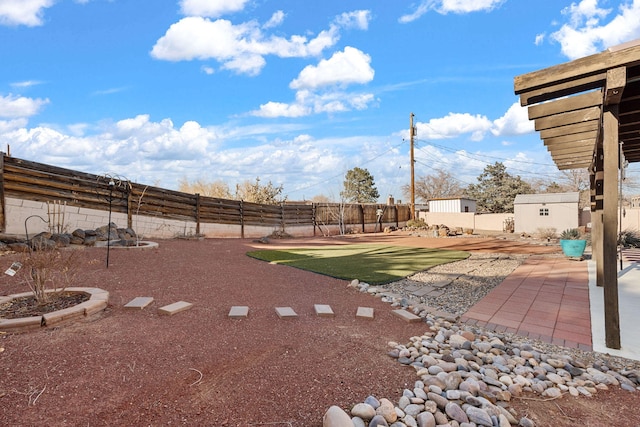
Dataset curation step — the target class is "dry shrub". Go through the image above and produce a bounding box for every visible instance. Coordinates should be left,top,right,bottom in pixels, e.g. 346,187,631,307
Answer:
537,227,557,240
21,247,79,305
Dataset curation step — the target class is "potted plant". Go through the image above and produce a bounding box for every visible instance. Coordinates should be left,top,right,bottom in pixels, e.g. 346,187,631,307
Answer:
559,228,587,258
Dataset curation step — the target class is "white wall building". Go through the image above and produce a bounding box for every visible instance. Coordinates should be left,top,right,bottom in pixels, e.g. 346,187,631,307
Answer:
514,192,579,234
428,198,476,213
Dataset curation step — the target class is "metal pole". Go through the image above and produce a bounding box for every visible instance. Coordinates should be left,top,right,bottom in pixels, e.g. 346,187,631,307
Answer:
410,112,415,220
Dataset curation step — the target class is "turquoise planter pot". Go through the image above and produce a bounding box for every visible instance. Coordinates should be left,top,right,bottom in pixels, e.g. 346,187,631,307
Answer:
560,239,587,257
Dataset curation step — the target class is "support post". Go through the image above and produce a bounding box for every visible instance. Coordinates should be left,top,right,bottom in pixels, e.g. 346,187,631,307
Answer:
410,113,415,220
601,67,625,349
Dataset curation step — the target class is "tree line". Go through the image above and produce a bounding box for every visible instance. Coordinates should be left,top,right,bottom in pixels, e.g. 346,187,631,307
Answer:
179,162,616,213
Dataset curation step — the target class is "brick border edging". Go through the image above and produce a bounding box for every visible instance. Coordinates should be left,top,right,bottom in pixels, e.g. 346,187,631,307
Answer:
0,287,109,333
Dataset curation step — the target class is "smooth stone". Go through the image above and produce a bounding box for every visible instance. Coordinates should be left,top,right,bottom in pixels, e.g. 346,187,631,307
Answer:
352,417,366,427
434,411,449,425
365,396,381,409
445,402,469,424
446,389,461,400
351,403,376,420
519,417,535,427
416,412,436,427
403,415,417,427
404,404,424,417
368,415,389,427
377,398,397,423
542,387,562,399
427,392,448,410
622,383,637,392
398,395,411,410
466,407,493,427
423,401,438,413
322,406,353,427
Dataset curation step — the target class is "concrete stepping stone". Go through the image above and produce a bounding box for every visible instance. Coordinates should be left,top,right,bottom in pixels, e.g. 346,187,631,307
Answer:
356,306,374,319
275,307,297,318
228,306,249,318
314,304,334,317
411,286,435,297
158,301,193,316
392,309,422,323
124,297,154,309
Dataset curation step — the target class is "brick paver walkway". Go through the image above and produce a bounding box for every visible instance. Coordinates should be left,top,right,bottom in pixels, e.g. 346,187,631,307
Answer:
461,255,592,350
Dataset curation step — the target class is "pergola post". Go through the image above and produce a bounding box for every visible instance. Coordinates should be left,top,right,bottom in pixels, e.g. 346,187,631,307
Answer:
601,67,625,349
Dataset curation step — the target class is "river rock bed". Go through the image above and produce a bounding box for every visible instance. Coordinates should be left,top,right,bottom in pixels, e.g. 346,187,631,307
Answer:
323,314,640,427
323,254,640,426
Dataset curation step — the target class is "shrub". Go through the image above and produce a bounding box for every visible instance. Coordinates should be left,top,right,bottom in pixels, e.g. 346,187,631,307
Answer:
559,228,582,240
21,247,79,305
619,229,640,248
406,219,428,229
537,227,557,240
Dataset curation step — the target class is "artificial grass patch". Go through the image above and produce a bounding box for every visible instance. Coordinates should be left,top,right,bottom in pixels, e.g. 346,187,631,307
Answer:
247,244,469,284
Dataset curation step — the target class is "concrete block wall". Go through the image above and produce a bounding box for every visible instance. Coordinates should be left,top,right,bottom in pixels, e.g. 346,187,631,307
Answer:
4,197,319,239
6,197,128,237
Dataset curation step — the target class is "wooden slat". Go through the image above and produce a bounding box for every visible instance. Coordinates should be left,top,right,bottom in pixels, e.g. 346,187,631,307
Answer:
528,90,602,120
539,120,598,139
519,73,606,106
543,130,598,146
534,106,601,131
515,42,640,94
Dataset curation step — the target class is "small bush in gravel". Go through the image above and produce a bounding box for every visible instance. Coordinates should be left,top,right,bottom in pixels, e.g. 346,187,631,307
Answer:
21,246,79,305
537,227,557,240
406,219,428,229
619,229,640,248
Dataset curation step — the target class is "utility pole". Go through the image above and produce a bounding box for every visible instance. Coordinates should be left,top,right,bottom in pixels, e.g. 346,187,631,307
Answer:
410,112,416,220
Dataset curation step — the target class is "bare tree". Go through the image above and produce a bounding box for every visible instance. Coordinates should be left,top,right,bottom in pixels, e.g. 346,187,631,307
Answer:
235,177,286,204
178,177,232,199
402,169,463,203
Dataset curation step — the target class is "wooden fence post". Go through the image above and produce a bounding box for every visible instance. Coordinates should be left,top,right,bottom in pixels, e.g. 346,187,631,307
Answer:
126,188,133,229
312,203,316,236
240,200,244,238
195,193,201,236
0,152,5,232
360,204,365,232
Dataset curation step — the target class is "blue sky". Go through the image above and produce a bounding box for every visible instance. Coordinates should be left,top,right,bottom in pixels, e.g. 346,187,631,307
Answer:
1,0,640,202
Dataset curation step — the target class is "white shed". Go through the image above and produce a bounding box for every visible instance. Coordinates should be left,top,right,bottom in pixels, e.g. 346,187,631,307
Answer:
513,192,579,234
428,197,476,213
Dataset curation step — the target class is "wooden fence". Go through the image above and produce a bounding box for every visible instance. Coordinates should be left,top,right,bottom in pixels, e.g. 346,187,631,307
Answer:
0,154,411,237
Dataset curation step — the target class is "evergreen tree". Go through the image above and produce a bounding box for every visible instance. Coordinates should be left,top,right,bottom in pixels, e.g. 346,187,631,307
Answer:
341,167,379,203
464,162,533,213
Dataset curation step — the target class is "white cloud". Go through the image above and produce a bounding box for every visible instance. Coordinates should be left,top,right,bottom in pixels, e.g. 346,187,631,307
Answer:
151,10,371,76
0,0,54,26
416,112,493,141
263,10,285,29
0,94,49,118
335,10,371,30
201,65,215,75
10,80,44,89
535,33,545,45
150,16,340,75
0,118,28,133
252,101,310,118
491,102,535,136
290,47,374,90
179,0,249,18
249,46,376,119
551,0,640,59
399,0,504,23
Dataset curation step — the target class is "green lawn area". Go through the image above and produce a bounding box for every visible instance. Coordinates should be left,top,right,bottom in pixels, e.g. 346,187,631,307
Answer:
247,244,469,284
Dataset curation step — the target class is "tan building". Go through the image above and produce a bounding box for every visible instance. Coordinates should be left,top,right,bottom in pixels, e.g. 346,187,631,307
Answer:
513,192,580,234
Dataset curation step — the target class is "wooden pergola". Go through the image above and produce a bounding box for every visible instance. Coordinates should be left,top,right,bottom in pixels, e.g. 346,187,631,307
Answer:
514,39,640,349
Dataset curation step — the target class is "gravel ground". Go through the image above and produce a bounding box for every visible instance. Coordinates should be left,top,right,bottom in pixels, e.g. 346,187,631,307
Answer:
379,253,640,373
382,253,529,315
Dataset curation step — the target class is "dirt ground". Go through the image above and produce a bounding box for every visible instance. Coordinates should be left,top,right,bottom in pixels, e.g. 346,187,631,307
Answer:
0,233,638,426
